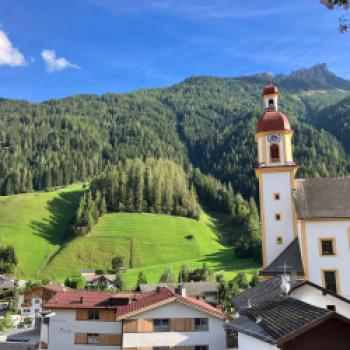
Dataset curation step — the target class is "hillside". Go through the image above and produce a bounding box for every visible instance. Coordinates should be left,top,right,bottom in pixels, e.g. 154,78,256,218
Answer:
0,187,256,285
0,185,84,278
1,64,350,199
43,211,257,288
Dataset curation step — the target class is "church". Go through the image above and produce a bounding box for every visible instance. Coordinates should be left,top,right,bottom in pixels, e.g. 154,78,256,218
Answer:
228,83,350,349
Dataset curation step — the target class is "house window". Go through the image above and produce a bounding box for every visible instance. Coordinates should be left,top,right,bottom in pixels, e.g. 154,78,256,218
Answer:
323,270,338,293
88,310,100,320
195,346,209,350
327,305,336,311
153,319,170,332
274,193,280,200
320,239,336,256
154,347,170,350
34,299,40,304
270,144,280,162
87,333,99,344
276,236,283,245
195,318,209,331
275,213,281,221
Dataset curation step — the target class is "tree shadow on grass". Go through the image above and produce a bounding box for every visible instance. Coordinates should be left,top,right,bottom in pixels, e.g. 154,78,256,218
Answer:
201,209,259,273
199,248,258,274
204,208,244,246
30,190,84,246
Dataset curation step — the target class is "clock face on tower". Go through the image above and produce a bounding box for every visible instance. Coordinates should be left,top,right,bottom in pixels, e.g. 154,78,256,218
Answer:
268,134,281,144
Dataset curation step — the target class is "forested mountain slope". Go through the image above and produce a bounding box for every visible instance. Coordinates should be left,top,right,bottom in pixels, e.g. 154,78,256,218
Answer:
1,63,350,198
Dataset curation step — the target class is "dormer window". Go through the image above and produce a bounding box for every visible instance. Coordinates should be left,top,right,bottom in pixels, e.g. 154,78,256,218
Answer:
270,144,280,162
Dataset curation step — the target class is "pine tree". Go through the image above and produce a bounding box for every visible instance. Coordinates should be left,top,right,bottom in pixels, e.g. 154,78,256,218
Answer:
159,267,175,283
114,272,124,291
136,271,147,291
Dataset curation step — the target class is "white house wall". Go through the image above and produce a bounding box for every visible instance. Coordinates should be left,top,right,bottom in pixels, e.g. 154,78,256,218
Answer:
238,333,278,350
304,220,350,299
122,301,226,350
261,172,295,265
48,310,122,350
291,284,350,319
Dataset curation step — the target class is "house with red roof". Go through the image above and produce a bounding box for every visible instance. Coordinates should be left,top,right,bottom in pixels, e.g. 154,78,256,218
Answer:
19,283,69,319
40,287,226,350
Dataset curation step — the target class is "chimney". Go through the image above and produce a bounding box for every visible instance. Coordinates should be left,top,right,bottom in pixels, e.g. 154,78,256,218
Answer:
175,285,186,297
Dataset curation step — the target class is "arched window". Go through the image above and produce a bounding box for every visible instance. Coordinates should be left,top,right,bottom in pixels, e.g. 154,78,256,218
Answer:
269,99,274,107
270,144,280,162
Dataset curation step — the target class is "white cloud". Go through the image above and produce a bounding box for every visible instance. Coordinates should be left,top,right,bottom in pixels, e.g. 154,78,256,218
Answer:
0,31,26,67
41,49,80,72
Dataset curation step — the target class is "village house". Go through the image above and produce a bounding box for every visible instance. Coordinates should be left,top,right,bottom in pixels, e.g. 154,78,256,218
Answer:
19,284,68,319
139,282,220,306
40,286,226,350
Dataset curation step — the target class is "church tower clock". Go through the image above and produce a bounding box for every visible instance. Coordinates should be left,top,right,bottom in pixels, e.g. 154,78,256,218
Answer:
255,82,297,269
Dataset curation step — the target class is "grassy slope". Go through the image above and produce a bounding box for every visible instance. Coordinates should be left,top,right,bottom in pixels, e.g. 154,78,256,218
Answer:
43,212,258,289
0,185,84,279
0,186,258,287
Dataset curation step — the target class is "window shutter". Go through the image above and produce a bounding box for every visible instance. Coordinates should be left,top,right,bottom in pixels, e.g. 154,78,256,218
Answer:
100,310,115,321
184,318,195,331
99,333,122,345
76,309,88,320
123,319,138,333
138,319,153,332
170,318,191,331
74,333,87,344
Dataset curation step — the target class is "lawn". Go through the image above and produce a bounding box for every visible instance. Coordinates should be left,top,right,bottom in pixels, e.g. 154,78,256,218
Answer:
0,185,85,279
43,211,258,289
0,186,259,287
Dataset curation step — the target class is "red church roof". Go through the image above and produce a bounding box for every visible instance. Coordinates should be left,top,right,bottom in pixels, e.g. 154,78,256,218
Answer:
257,110,291,133
263,82,279,96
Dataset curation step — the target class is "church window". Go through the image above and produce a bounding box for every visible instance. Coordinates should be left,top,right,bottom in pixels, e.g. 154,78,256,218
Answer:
323,270,338,293
269,99,274,107
327,305,336,311
275,213,281,221
320,239,336,256
276,236,283,245
274,193,280,200
270,144,280,162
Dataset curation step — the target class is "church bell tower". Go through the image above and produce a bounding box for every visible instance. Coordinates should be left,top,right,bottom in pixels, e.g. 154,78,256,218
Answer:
255,82,297,269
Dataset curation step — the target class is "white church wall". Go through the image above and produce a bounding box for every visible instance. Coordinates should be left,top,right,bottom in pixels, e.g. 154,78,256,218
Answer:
291,284,350,319
261,171,295,265
304,220,350,299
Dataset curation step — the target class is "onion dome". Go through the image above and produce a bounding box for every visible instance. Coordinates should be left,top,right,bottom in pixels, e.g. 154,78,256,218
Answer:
257,110,291,133
263,82,279,96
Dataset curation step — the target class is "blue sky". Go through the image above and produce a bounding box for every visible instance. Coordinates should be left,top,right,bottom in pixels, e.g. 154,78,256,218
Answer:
0,0,349,101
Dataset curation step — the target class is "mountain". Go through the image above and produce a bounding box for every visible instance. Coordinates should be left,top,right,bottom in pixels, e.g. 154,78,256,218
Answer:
312,95,350,153
275,63,350,91
0,64,350,199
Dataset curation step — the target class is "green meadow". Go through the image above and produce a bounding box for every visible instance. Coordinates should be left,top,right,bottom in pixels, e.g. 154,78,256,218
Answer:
0,186,258,288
